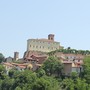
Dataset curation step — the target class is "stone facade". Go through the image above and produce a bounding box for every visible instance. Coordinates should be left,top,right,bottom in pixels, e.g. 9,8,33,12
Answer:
27,34,62,52
14,52,19,61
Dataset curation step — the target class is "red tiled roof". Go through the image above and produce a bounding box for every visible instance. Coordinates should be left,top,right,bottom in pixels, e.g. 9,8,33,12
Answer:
18,66,26,69
3,62,13,67
63,61,72,64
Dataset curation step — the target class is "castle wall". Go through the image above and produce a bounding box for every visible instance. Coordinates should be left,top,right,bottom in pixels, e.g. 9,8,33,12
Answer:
27,39,60,52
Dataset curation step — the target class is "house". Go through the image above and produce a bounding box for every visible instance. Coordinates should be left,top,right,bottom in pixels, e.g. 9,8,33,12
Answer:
5,56,13,62
63,61,72,76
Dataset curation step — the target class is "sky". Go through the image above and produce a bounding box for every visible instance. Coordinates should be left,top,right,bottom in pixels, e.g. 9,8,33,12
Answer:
0,0,90,58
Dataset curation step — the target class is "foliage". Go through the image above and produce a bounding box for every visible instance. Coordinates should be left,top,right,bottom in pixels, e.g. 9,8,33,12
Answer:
32,76,60,90
70,72,78,80
0,65,5,73
0,53,5,63
75,78,88,90
61,78,74,90
42,56,63,77
48,48,90,55
1,77,14,90
82,56,90,84
1,55,90,90
36,68,46,77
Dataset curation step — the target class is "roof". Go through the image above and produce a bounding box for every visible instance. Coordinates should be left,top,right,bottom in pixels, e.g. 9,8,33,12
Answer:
18,66,26,69
28,39,59,43
31,55,47,58
12,63,28,66
3,62,13,67
63,61,72,64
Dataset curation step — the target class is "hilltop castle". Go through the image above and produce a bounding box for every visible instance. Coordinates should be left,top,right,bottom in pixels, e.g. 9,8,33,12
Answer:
27,34,63,52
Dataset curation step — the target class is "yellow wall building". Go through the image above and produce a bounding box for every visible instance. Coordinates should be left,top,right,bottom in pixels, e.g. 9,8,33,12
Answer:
27,34,63,52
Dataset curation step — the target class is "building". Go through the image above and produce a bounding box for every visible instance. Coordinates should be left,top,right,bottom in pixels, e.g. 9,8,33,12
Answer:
27,34,63,52
55,52,84,75
5,56,13,62
14,52,19,61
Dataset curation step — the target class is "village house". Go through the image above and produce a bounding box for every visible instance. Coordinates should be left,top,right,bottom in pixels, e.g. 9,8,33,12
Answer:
2,34,85,76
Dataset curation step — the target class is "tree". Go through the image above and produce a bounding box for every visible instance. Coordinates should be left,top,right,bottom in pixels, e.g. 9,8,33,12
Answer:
0,65,7,80
54,60,63,77
32,76,60,90
75,78,88,90
42,56,63,77
82,56,90,84
61,78,74,90
12,70,37,90
0,65,5,73
36,68,46,77
15,87,22,90
0,53,4,63
70,72,78,80
1,77,14,90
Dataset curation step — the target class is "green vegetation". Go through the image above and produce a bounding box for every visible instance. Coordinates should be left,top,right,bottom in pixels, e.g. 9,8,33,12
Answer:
42,56,63,77
0,56,90,90
48,48,90,55
0,53,5,63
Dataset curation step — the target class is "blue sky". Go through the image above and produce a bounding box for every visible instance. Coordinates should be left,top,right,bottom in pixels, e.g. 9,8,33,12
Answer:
0,0,90,58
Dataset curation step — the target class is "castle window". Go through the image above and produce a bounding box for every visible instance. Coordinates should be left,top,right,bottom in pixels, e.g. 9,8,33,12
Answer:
40,46,41,48
36,46,38,48
30,45,31,47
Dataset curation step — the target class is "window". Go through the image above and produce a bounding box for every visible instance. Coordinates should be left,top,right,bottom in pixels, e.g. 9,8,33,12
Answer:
36,46,38,48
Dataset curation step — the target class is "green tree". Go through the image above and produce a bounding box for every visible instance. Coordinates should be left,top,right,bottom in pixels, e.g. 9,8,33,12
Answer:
12,70,37,89
61,78,74,90
36,68,46,77
70,72,78,80
75,78,88,90
15,87,22,90
1,77,14,90
82,56,90,84
32,76,60,90
43,56,63,77
0,53,5,63
0,65,5,73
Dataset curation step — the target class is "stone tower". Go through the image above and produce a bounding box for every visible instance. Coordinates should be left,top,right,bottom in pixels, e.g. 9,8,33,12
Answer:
48,34,54,41
14,52,19,61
